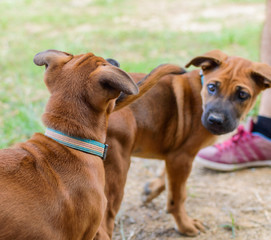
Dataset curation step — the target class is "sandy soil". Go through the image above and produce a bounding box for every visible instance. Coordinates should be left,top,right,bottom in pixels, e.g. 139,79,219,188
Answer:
113,157,271,240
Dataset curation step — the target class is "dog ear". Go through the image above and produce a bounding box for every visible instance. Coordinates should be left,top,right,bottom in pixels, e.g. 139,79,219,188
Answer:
106,58,120,68
33,50,73,68
185,49,228,70
251,62,271,89
93,65,138,96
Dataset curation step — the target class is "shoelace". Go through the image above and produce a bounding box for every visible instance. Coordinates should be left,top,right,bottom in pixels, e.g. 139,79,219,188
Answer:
215,125,252,151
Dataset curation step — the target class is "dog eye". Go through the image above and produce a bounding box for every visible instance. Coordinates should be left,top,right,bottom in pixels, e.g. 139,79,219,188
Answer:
207,84,216,94
238,91,250,100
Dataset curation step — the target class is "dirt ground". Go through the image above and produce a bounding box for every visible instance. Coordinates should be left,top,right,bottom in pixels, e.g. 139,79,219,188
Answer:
113,157,271,240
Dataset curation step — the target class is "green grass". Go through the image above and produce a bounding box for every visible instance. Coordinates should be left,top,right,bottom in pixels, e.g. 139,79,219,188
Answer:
0,0,265,148
220,212,241,238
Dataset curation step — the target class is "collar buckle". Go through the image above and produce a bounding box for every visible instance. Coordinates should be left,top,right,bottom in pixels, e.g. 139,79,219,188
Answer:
199,69,204,85
102,144,108,160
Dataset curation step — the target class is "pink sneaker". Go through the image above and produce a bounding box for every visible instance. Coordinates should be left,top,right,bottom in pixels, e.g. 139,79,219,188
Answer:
196,120,271,171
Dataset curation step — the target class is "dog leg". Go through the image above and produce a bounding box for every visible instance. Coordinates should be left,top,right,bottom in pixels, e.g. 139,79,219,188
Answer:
93,225,110,240
141,167,166,204
165,153,205,237
95,149,132,240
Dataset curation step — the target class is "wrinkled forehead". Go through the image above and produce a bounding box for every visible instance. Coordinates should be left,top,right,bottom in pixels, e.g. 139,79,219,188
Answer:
218,56,253,76
208,57,256,86
64,52,108,70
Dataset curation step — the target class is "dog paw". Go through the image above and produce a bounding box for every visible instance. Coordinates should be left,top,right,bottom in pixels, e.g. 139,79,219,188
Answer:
141,180,165,204
174,219,207,237
141,182,152,203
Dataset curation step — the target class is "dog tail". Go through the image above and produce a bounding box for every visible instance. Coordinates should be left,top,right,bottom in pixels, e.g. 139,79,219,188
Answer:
114,64,186,111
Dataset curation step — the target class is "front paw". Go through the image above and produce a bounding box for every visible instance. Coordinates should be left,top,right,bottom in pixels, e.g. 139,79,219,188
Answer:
174,218,207,237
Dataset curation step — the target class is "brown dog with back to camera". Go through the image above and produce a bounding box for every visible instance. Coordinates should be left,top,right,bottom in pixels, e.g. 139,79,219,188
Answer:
0,50,141,240
94,50,271,239
0,50,183,240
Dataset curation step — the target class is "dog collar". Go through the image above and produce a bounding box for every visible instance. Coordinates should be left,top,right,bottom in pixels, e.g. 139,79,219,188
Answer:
45,128,108,160
199,69,204,85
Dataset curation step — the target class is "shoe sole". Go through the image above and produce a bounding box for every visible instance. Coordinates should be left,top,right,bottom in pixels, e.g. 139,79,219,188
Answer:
195,156,271,172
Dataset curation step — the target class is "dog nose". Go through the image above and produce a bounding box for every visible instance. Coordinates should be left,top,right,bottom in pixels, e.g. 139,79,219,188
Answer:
208,113,224,125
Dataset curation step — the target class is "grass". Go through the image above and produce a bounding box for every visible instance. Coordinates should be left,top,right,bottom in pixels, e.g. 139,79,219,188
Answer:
0,0,265,148
220,212,241,239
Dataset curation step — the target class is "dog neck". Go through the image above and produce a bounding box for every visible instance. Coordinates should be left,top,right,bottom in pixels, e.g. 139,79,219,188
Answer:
42,97,110,143
42,112,108,143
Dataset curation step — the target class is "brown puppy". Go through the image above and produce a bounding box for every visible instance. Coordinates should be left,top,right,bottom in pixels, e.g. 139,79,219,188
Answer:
0,50,140,240
95,50,271,239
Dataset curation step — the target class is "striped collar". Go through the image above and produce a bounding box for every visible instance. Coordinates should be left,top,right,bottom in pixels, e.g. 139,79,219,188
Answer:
45,128,108,160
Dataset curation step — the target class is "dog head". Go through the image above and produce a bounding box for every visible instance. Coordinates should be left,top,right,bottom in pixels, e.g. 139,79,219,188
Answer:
186,50,271,135
34,50,138,113
33,50,139,140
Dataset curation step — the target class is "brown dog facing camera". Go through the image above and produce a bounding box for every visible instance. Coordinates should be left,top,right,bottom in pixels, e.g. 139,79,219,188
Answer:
0,50,141,240
94,50,271,239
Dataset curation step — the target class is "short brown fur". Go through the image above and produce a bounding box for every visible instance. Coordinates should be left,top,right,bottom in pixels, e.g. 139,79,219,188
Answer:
0,50,141,240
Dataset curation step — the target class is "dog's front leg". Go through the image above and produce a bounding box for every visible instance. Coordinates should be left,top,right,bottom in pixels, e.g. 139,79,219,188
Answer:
165,152,205,237
95,149,132,240
94,225,110,240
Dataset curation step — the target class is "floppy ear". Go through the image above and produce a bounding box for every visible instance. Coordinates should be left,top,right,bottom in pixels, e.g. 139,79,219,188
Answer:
185,49,228,70
92,65,138,96
33,49,73,68
251,62,271,89
106,58,120,67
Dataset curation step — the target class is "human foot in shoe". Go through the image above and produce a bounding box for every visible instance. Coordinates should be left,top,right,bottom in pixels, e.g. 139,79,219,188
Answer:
196,119,271,171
